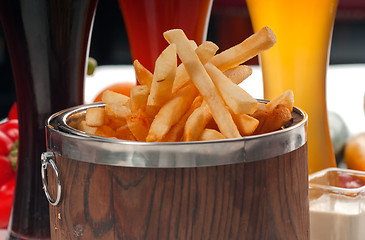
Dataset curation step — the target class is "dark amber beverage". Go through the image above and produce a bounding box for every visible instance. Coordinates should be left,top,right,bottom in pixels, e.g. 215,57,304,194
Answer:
118,0,213,72
0,0,98,239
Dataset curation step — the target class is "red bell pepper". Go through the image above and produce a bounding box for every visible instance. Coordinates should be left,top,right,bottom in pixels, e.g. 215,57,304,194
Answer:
0,131,13,156
0,103,18,229
0,178,15,228
0,156,15,187
7,103,17,120
0,119,19,142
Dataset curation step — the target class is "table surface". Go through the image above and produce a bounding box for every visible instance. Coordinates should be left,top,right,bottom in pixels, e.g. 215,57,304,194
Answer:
1,63,364,238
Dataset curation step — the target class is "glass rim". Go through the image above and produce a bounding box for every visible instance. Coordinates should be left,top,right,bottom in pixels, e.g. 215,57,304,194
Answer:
309,167,365,195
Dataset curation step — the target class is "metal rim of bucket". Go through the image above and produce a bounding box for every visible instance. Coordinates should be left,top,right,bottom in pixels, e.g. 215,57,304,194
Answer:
45,102,308,168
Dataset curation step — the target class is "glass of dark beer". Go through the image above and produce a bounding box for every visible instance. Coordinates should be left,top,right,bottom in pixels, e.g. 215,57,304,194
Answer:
0,0,98,239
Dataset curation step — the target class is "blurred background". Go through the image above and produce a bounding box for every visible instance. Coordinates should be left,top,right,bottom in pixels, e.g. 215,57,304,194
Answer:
0,0,364,119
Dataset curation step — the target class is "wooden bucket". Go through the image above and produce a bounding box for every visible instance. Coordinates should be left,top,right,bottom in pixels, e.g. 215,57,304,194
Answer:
42,103,309,240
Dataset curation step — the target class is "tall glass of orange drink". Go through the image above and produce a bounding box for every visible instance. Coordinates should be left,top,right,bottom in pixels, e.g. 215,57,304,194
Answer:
118,0,213,72
246,0,338,174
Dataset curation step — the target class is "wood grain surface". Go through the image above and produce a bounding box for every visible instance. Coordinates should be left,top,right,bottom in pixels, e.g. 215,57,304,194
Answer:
47,144,309,240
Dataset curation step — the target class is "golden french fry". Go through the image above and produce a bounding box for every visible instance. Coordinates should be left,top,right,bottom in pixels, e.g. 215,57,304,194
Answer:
199,129,226,141
104,115,126,130
256,102,268,112
231,113,259,136
146,83,199,142
172,41,219,93
223,65,252,85
133,60,153,90
162,96,203,142
210,26,276,71
266,89,294,112
102,90,129,105
184,101,212,141
147,43,177,107
127,110,150,141
195,41,219,65
252,104,292,134
172,64,189,93
115,124,136,141
105,104,131,119
95,125,115,138
164,29,241,139
205,62,257,115
188,40,198,49
130,85,149,111
85,108,105,127
77,120,97,135
144,105,160,121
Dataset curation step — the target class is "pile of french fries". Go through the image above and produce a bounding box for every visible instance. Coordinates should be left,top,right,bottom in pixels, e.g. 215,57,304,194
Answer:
78,27,294,142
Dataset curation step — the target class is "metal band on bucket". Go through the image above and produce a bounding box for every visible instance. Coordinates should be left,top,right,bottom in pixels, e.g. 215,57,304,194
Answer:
45,102,307,168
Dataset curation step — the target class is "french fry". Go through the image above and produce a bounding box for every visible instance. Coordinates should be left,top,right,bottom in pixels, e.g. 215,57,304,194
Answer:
133,60,153,90
95,125,115,138
104,115,126,130
126,110,150,141
195,41,220,65
172,41,219,93
164,29,241,139
77,120,97,135
162,96,203,142
266,89,294,112
172,64,190,93
128,85,153,141
102,90,129,105
105,104,131,119
223,65,252,85
146,83,199,142
210,26,276,71
252,104,292,134
205,62,257,115
115,124,136,141
85,108,105,127
256,102,269,112
231,113,259,136
184,101,212,141
147,43,177,107
199,129,226,141
130,85,149,111
188,40,198,49
144,105,160,122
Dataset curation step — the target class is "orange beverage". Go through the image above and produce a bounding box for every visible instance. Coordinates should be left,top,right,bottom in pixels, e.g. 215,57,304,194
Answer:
118,0,213,72
246,0,338,174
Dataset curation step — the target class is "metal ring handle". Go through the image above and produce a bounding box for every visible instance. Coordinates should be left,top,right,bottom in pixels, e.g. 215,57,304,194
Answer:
41,152,61,206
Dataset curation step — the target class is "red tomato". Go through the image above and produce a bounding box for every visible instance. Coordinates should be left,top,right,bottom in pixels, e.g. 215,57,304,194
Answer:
0,119,19,142
7,103,17,120
0,178,15,228
93,82,135,102
0,132,13,156
0,156,15,187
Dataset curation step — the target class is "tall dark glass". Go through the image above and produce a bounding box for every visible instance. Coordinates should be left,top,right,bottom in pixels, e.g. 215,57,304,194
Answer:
0,0,98,239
